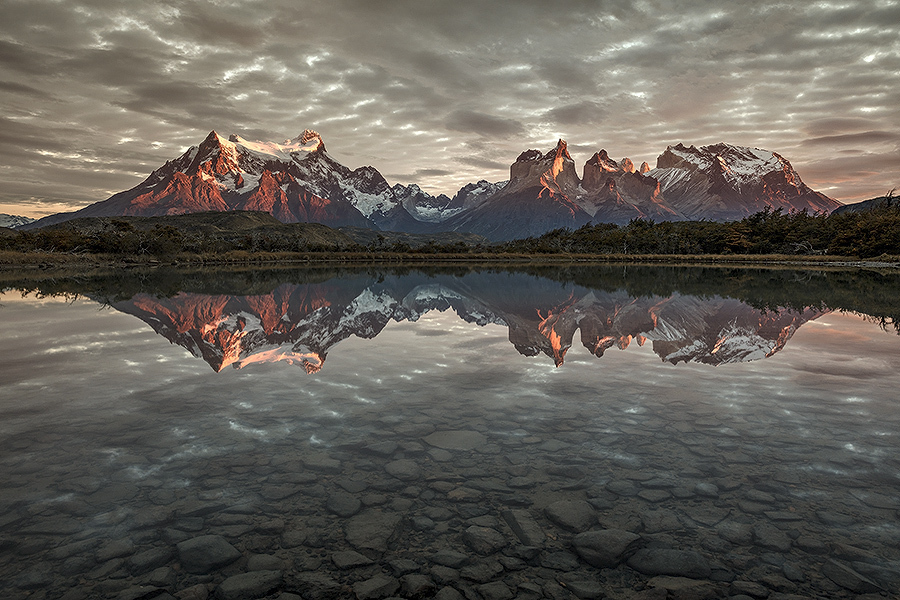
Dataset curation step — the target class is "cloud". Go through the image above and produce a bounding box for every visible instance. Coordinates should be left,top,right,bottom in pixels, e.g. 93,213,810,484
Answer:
0,40,57,75
0,0,897,214
446,110,525,138
0,81,55,99
802,131,900,147
454,156,510,171
544,101,608,127
803,118,883,137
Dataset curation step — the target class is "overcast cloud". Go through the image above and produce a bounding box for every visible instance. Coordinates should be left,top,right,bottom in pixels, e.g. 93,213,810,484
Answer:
1,0,898,217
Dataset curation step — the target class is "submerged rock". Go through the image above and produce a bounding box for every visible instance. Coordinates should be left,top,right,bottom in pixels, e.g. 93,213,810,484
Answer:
573,529,642,568
344,510,402,552
215,570,282,600
463,525,507,555
544,500,597,532
176,535,240,574
627,548,712,579
423,430,487,450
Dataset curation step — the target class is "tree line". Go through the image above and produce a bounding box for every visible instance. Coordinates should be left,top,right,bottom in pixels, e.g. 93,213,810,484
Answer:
501,203,900,259
3,201,899,259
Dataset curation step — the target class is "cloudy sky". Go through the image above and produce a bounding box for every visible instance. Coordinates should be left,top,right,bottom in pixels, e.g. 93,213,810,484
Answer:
1,0,898,218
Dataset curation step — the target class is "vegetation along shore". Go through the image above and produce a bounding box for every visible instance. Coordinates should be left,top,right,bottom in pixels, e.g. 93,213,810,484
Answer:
1,201,899,269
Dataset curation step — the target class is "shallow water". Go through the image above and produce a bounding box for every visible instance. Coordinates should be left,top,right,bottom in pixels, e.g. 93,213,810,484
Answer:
1,266,899,599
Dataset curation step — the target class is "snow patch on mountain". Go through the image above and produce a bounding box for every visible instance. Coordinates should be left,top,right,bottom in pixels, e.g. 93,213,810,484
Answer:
227,130,324,163
0,213,35,228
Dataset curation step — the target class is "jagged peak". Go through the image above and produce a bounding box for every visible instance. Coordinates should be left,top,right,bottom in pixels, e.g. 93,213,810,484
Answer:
198,130,231,151
544,139,572,162
586,150,620,172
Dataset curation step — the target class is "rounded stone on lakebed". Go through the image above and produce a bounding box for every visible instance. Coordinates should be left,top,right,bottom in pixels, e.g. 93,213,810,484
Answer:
423,430,487,451
176,535,241,574
627,548,712,579
215,570,282,600
385,459,422,481
573,529,642,568
544,500,597,532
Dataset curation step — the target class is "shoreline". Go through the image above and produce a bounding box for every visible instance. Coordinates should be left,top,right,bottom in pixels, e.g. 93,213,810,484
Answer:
1,250,898,272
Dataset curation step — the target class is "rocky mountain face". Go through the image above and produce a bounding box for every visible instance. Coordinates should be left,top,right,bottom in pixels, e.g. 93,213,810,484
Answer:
24,130,840,239
107,272,827,373
576,150,681,223
442,141,593,240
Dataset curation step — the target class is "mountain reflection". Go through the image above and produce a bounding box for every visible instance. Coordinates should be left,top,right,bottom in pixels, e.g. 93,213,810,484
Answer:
106,271,828,372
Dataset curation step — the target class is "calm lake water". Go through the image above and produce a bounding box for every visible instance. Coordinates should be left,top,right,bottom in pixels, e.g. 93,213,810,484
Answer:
1,265,899,600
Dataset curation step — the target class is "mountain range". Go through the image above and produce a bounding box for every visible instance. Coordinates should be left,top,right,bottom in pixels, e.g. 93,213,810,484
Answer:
23,130,842,240
104,272,826,373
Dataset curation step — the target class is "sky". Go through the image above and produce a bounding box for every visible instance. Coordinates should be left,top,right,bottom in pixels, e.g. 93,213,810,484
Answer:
1,0,898,218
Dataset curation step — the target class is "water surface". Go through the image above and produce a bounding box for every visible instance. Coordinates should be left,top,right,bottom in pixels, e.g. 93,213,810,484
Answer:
1,265,899,599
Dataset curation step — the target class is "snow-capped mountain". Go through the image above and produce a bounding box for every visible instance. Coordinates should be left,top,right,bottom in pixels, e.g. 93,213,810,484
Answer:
0,213,35,228
22,130,839,239
647,143,840,220
25,130,383,229
106,272,827,373
392,179,506,225
22,128,512,235
454,140,840,230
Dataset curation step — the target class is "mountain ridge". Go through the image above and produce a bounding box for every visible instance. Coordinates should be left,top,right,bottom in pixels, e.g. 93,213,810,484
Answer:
22,130,842,240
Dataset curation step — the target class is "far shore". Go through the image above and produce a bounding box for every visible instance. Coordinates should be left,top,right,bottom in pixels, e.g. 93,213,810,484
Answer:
2,250,898,273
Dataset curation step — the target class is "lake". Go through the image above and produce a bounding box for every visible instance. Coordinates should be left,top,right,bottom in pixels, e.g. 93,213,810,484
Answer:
1,264,899,600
